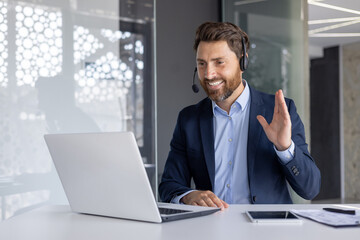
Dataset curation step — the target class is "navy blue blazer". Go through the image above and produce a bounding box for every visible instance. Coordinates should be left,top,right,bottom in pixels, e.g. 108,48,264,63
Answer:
159,86,321,204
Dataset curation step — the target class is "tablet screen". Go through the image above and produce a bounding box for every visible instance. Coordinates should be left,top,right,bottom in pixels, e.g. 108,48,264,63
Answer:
246,211,302,223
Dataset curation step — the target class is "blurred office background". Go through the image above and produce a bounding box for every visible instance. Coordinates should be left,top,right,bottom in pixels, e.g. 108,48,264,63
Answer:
0,0,359,221
0,0,156,220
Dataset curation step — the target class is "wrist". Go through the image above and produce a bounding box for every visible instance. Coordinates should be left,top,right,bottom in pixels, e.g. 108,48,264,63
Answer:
275,141,291,151
180,190,196,204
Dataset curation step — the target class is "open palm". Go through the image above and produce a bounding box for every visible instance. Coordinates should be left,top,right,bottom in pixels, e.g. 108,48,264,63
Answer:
256,90,292,151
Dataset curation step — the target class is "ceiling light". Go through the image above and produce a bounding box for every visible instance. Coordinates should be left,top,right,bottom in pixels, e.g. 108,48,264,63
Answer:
308,0,360,16
310,33,360,37
309,17,360,25
309,19,360,34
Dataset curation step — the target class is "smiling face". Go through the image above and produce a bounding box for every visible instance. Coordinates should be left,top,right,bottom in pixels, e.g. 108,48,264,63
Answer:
196,40,244,107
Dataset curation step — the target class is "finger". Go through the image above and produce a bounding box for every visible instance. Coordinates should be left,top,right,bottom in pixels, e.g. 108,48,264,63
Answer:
203,197,218,208
278,89,286,102
256,115,269,131
277,90,284,113
209,195,225,209
197,199,208,207
220,199,229,208
274,90,279,114
277,90,289,117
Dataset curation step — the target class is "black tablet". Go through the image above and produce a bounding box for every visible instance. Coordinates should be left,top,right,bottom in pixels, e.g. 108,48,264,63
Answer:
246,211,302,223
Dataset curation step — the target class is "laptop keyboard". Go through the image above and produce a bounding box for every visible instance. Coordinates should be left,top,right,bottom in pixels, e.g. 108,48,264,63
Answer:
158,207,191,215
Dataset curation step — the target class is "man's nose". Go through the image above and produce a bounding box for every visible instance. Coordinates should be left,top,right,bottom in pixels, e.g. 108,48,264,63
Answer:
204,66,216,79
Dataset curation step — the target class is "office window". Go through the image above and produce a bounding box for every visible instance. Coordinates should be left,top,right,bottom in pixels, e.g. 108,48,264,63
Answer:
0,0,155,221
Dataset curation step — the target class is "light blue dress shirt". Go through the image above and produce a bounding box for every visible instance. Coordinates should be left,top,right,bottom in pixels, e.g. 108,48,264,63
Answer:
212,81,251,203
172,81,295,204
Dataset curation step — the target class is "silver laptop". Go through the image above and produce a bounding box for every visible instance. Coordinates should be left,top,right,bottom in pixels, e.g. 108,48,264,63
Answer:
44,132,220,223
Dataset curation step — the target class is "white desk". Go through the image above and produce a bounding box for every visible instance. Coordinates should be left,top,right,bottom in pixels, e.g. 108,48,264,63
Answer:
0,204,359,240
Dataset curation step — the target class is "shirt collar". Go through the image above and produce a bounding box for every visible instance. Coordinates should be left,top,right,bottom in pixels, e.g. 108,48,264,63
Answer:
212,80,250,116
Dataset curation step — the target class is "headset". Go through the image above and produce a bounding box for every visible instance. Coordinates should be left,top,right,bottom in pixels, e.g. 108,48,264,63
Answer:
192,34,248,93
239,36,249,72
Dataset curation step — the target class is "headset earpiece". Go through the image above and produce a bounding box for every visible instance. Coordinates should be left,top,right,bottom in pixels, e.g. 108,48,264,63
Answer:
240,36,248,71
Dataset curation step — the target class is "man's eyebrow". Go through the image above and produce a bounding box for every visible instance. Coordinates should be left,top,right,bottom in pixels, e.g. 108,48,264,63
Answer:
211,57,226,61
196,57,226,62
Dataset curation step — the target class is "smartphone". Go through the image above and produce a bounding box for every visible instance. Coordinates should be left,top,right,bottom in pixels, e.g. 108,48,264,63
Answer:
246,211,302,224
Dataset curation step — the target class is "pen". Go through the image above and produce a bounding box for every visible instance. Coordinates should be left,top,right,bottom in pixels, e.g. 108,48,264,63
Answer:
323,208,356,215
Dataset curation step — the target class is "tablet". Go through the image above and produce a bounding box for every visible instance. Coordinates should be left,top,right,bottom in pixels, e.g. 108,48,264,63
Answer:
246,211,302,223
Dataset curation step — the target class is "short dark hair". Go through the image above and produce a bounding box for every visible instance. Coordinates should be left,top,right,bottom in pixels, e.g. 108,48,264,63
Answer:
194,22,250,60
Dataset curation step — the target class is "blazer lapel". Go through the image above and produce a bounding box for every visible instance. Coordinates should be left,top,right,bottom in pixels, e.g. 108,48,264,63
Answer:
247,87,265,181
199,99,215,189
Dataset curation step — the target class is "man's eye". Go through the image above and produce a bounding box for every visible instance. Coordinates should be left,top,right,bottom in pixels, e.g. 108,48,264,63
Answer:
217,61,224,64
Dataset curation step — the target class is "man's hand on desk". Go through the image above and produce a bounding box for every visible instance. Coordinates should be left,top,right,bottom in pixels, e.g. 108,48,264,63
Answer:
181,190,229,210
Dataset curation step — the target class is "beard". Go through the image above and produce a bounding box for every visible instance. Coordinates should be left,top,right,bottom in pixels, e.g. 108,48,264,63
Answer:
200,68,242,103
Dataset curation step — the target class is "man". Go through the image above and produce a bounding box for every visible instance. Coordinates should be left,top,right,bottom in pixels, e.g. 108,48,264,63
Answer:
159,22,321,209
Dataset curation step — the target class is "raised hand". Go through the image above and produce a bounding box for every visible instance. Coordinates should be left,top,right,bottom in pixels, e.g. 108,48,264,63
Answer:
256,89,292,151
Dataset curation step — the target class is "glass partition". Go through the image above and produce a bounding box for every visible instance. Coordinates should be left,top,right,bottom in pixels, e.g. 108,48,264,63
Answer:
222,0,309,203
0,0,155,220
222,0,308,118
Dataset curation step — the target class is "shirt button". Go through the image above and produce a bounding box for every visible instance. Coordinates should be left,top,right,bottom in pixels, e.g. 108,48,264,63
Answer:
228,138,232,142
228,116,231,120
226,184,230,188
229,161,232,166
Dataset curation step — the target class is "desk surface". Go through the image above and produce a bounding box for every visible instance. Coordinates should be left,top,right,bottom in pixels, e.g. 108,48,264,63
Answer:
0,204,359,240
